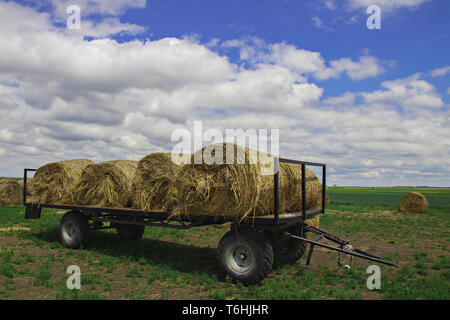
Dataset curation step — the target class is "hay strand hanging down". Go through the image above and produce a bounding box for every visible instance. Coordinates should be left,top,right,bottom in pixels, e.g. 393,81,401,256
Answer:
74,160,138,208
32,159,94,204
0,179,22,205
132,153,182,211
399,192,428,213
306,215,321,228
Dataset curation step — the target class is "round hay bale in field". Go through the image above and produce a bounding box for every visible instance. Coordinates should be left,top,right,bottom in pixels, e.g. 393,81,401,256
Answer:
0,179,22,205
32,159,94,204
399,192,428,213
74,160,138,208
132,153,182,211
171,143,323,220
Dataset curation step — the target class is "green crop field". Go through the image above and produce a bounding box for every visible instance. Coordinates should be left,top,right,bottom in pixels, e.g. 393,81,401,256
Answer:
0,187,449,300
327,186,450,210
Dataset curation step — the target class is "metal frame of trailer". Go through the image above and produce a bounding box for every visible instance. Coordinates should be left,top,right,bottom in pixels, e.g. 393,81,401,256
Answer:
23,157,397,285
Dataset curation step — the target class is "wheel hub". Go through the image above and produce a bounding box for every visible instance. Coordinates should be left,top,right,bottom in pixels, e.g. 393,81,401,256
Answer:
63,222,76,240
226,243,254,274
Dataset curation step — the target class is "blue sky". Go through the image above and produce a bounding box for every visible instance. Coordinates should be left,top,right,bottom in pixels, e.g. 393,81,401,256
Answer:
118,0,450,97
0,0,449,186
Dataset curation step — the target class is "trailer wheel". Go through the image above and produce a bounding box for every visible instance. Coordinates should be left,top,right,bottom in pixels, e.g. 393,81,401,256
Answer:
59,211,89,249
273,224,307,264
116,224,145,241
217,229,273,286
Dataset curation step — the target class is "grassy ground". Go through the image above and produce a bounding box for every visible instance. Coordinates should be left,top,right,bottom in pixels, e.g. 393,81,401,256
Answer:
0,187,448,300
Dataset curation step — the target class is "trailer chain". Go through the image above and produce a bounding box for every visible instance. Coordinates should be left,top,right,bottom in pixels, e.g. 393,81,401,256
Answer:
337,244,354,269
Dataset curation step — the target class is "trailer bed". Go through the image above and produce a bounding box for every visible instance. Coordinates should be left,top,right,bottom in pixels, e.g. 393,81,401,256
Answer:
23,157,326,229
24,201,323,228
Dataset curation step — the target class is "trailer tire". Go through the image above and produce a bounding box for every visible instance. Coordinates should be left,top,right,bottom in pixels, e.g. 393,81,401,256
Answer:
59,211,89,249
217,229,273,286
273,224,307,264
116,225,145,241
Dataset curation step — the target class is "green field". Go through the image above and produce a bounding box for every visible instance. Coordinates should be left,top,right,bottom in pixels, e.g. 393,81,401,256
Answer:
328,186,450,210
0,187,449,300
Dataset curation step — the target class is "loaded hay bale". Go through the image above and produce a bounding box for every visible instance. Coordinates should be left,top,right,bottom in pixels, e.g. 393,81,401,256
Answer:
0,179,22,205
167,143,323,221
171,143,262,219
32,159,94,204
399,192,428,213
74,160,138,208
132,153,182,212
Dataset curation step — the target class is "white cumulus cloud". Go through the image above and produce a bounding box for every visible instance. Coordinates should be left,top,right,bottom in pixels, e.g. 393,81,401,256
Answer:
361,74,444,110
0,2,448,187
346,0,431,12
430,66,450,77
222,38,384,81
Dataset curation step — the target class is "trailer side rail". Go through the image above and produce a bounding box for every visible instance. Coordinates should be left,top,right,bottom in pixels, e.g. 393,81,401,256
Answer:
23,168,36,206
273,158,326,225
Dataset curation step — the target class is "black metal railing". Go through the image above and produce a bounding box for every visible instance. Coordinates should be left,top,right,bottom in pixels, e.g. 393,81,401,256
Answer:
23,168,36,206
273,158,326,224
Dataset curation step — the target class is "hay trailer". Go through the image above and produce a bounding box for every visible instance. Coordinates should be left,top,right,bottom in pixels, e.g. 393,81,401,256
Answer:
23,158,397,285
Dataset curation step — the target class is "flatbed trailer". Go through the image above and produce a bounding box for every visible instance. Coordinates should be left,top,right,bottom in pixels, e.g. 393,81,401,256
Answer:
23,157,397,285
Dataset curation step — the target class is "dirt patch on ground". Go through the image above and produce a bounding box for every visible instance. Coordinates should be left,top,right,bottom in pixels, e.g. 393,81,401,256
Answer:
0,225,30,232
